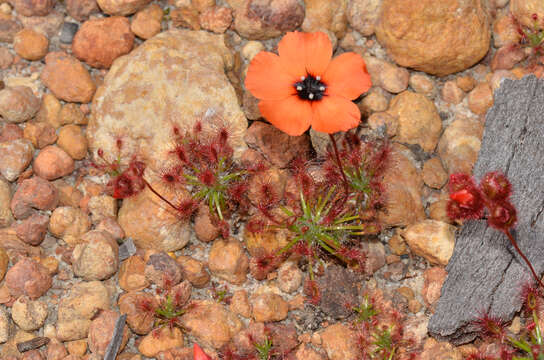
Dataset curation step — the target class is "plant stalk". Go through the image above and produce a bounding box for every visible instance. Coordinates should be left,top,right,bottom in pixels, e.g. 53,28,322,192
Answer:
505,230,544,289
329,134,349,196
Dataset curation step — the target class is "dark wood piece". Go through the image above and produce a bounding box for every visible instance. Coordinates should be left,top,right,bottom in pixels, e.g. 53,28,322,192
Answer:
428,75,544,344
16,337,49,352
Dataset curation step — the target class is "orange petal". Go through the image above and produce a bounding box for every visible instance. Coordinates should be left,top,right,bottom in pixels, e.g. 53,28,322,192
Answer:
304,32,333,77
245,51,296,101
278,31,308,79
258,95,312,136
311,95,360,134
323,52,372,100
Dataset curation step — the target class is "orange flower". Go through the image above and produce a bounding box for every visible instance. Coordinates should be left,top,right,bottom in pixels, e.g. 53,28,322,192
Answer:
245,31,372,136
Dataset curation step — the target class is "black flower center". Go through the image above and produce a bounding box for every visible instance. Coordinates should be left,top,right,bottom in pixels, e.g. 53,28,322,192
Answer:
294,75,326,101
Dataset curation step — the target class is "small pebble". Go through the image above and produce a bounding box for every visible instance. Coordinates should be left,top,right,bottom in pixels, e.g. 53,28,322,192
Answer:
59,22,78,44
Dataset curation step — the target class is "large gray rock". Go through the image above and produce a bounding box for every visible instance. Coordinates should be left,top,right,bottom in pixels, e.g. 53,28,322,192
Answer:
429,75,544,344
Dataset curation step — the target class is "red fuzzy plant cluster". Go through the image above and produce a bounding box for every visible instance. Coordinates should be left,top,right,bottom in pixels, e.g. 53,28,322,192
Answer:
94,118,249,238
136,273,197,333
349,293,418,359
447,172,544,289
246,133,388,304
466,283,544,359
512,13,544,65
323,132,389,230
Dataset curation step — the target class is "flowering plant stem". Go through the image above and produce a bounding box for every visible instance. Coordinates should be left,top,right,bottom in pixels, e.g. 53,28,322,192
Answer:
329,134,349,196
504,230,544,289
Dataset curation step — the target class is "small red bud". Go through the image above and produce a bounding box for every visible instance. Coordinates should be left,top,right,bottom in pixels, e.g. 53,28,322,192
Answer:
480,171,512,201
488,201,517,231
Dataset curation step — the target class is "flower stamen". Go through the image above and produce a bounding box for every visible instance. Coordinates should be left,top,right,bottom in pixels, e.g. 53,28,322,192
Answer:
295,75,326,101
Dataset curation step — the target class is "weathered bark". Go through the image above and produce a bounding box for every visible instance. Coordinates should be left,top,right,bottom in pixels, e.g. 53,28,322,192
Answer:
428,75,544,344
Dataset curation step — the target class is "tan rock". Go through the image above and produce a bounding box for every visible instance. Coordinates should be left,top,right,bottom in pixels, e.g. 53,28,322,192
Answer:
57,281,111,341
301,0,347,37
0,138,33,181
489,70,516,93
11,296,48,331
251,292,289,322
208,237,248,285
421,338,462,360
277,261,302,293
35,93,61,127
23,121,57,149
0,307,9,343
365,55,410,93
320,323,361,360
40,52,96,103
429,198,450,223
360,88,389,113
0,17,22,43
229,289,251,318
13,28,48,61
87,194,117,224
176,255,210,288
0,86,40,123
376,0,490,76
49,206,91,245
33,145,75,180
346,0,381,36
11,0,54,16
59,103,86,125
118,291,157,335
191,0,214,12
367,111,397,136
226,0,304,40
0,180,13,228
387,91,442,152
138,327,183,358
199,6,233,34
118,184,191,251
241,40,263,61
5,257,52,299
456,76,476,92
88,310,129,356
97,0,151,15
244,226,289,257
378,144,425,227
17,10,63,39
57,124,88,160
193,204,220,242
388,231,408,256
403,220,456,266
130,3,162,39
119,255,149,291
88,30,247,197
72,16,134,69
66,0,99,21
171,6,201,30
493,12,522,48
422,266,447,308
66,339,87,356
10,176,58,219
441,80,465,105
72,230,119,280
422,157,448,189
409,73,435,96
437,116,484,174
180,300,242,349
468,83,493,115
510,0,544,29
292,344,326,360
